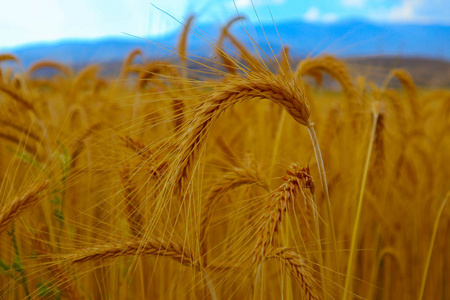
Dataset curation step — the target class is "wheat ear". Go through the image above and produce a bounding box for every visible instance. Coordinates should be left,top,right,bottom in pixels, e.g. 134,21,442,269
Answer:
268,248,321,300
121,48,143,79
27,60,73,78
0,54,19,64
296,55,356,101
216,16,245,75
171,72,312,190
120,164,145,237
0,179,50,235
252,164,314,265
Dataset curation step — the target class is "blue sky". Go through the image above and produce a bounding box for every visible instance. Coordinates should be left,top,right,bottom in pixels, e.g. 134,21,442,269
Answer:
1,0,449,49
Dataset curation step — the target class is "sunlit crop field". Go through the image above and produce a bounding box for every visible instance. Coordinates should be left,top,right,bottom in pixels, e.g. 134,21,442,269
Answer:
0,16,449,300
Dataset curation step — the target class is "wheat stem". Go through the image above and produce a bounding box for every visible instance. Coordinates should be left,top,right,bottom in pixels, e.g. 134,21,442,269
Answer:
418,192,449,300
307,125,338,274
343,110,379,300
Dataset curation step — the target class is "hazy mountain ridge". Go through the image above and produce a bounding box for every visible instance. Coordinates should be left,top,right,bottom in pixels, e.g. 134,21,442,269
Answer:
4,19,449,69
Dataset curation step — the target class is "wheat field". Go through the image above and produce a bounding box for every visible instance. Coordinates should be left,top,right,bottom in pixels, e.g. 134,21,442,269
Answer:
0,16,449,300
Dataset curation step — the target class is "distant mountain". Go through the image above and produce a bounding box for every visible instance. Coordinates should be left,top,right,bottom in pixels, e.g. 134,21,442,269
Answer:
3,19,449,70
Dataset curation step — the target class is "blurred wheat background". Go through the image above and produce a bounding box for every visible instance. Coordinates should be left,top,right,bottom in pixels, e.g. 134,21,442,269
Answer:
0,5,449,300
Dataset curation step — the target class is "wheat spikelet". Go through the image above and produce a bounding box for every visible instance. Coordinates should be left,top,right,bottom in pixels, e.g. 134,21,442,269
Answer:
64,237,198,267
27,60,73,78
216,16,245,75
72,64,101,92
121,48,143,79
0,131,39,157
0,117,41,143
391,69,419,120
296,55,356,101
0,82,36,112
138,61,180,89
0,54,19,64
172,98,186,133
0,179,50,235
171,72,311,190
178,14,195,68
267,248,321,300
252,164,314,266
279,46,291,75
372,108,386,176
120,164,145,237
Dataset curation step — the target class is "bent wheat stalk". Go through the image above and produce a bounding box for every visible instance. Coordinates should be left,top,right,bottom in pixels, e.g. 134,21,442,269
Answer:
170,70,338,272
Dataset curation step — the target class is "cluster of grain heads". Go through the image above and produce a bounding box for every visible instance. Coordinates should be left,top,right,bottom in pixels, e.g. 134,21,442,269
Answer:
0,15,449,299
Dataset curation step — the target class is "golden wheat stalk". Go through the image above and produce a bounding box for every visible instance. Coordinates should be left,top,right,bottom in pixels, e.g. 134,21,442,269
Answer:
171,98,186,133
296,55,356,101
178,15,195,68
27,60,73,78
253,164,313,265
120,164,145,237
279,46,291,75
170,71,312,190
391,69,420,120
267,248,321,300
72,64,101,92
343,101,383,300
0,82,36,112
137,61,179,89
0,54,19,64
121,48,143,79
0,117,41,142
216,16,245,75
0,179,50,235
64,237,197,266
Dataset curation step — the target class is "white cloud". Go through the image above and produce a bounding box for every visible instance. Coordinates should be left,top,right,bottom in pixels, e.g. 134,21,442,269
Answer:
342,0,366,8
387,1,417,21
233,0,285,9
303,7,338,23
304,7,320,22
